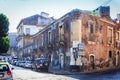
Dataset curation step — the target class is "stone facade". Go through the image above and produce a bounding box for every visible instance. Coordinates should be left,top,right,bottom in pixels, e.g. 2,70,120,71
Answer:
31,9,120,72
16,12,55,59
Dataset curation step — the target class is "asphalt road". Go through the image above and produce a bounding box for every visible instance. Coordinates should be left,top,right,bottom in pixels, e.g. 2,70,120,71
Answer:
67,71,120,80
12,65,120,80
12,66,77,80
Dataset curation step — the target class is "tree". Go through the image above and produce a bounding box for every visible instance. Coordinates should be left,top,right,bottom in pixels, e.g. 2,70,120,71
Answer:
0,13,10,55
0,14,9,37
0,37,10,53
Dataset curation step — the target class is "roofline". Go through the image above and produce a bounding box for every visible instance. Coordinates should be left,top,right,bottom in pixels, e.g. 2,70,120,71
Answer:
16,19,23,29
100,18,116,25
16,14,55,29
32,9,97,38
32,9,71,38
32,8,115,38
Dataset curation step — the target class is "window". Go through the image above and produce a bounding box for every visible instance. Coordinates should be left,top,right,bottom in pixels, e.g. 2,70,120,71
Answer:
108,28,112,43
109,51,112,58
0,64,9,71
26,28,30,35
88,20,95,34
116,32,120,40
38,17,41,25
90,24,94,34
116,42,120,48
48,31,52,43
99,26,102,33
41,18,45,25
41,35,44,46
59,25,64,41
88,20,95,42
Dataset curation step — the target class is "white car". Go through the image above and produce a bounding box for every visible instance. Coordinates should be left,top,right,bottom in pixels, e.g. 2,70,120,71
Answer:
0,61,14,80
24,61,32,68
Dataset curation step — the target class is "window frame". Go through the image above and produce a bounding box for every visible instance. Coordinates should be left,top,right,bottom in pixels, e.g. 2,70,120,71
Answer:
26,28,30,35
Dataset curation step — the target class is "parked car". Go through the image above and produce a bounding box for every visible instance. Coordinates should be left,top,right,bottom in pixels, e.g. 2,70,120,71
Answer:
16,60,21,66
31,58,49,72
0,61,14,80
19,61,26,67
11,59,18,65
24,61,32,68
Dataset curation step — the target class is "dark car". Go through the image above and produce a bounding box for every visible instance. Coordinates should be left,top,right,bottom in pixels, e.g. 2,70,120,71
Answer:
31,58,49,72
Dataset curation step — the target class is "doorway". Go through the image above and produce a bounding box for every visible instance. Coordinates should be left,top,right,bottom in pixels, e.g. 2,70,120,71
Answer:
59,53,64,69
116,51,120,66
89,54,95,70
109,51,112,58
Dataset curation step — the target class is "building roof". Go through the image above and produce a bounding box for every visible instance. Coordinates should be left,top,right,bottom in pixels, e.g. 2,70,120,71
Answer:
32,8,116,38
16,14,55,29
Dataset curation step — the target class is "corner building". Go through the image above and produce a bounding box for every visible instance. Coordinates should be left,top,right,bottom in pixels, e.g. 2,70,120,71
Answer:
33,9,119,72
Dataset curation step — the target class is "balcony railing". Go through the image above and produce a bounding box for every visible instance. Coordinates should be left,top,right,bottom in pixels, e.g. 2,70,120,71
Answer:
88,34,95,42
115,42,120,49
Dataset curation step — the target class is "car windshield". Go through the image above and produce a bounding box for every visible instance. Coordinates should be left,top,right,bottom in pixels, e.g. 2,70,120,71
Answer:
0,64,9,72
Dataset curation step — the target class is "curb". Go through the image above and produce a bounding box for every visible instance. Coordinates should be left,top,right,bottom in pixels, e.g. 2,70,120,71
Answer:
48,67,120,75
49,71,71,75
48,70,81,75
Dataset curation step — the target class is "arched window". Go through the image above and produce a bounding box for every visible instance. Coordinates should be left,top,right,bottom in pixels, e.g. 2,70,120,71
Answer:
88,20,95,42
90,24,94,34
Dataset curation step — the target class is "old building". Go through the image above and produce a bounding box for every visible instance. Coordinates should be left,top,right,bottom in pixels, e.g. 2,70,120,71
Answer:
16,12,55,59
31,9,119,72
114,16,120,67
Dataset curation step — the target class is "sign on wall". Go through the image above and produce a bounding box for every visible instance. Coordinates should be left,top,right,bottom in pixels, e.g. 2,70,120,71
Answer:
78,43,85,55
73,41,79,48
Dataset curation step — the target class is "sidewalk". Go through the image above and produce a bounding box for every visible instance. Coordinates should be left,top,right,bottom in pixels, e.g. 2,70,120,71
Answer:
49,67,120,75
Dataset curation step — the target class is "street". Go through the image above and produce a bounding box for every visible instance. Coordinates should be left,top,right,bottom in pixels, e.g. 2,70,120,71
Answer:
0,0,120,80
13,66,120,80
68,72,120,80
13,66,77,80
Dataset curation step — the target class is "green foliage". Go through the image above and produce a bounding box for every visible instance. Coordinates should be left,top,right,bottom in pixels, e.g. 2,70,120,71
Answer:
0,13,9,37
0,13,10,55
88,11,96,15
0,37,10,54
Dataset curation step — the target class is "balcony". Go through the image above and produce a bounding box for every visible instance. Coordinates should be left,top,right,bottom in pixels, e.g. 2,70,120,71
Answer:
115,42,120,49
88,34,95,42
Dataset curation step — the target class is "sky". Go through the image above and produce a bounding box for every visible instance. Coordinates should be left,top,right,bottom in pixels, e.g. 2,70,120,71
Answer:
0,0,120,33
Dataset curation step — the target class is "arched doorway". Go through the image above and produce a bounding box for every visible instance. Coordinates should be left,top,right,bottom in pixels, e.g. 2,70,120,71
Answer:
89,54,95,70
109,51,112,59
116,51,120,66
59,53,64,69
